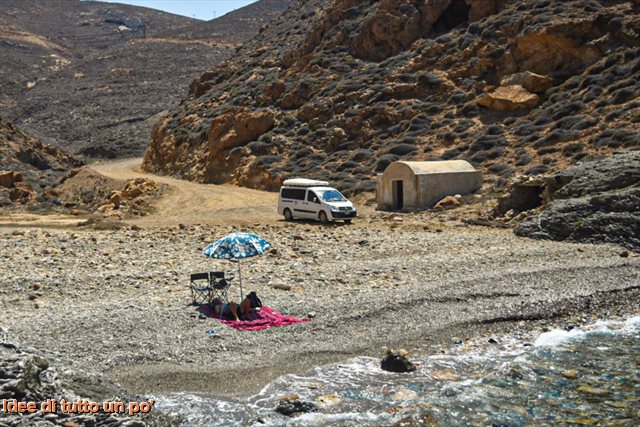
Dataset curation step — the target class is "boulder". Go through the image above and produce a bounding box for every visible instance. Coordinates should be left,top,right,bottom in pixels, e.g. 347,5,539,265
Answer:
500,71,553,93
477,85,540,111
263,79,286,101
275,400,320,416
122,183,143,199
512,30,603,77
381,348,416,373
0,171,15,188
9,183,34,203
521,187,638,250
435,195,462,210
515,152,640,250
279,81,314,110
109,191,122,208
467,0,507,22
551,152,640,199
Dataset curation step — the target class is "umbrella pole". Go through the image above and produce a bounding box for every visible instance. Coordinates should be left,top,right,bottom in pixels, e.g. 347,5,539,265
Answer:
238,259,243,302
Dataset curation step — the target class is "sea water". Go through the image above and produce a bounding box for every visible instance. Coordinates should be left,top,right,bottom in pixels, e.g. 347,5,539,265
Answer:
153,316,640,426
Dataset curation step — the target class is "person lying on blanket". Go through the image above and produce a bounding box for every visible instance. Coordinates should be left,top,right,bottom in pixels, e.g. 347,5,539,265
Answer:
212,292,261,321
212,300,241,321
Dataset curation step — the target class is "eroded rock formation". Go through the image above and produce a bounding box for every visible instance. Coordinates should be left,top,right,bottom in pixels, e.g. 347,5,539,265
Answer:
143,107,275,184
515,152,640,250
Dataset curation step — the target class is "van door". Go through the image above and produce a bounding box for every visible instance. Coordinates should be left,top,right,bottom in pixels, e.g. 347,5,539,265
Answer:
294,189,313,219
291,189,311,219
282,188,308,219
306,190,322,220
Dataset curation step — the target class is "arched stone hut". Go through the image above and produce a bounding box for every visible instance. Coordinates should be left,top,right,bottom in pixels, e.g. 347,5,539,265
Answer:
376,160,482,211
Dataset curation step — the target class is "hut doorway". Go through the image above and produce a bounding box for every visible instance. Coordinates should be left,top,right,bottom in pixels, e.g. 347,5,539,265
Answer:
392,180,404,210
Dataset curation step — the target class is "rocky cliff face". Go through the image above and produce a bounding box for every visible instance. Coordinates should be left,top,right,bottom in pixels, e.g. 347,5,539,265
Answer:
0,118,82,207
143,0,640,194
515,151,640,250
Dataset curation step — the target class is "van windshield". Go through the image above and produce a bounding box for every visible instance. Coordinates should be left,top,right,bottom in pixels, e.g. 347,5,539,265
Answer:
320,189,347,202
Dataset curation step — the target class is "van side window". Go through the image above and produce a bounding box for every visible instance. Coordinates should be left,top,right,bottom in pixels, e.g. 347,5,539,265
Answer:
281,188,306,200
307,191,319,203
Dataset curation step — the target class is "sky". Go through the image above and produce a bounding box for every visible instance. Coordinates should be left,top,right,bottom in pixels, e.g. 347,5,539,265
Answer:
95,1,259,21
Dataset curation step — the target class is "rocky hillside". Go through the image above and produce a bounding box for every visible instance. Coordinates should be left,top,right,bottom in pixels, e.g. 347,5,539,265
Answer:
142,0,640,195
0,118,81,207
1,0,294,158
0,0,197,108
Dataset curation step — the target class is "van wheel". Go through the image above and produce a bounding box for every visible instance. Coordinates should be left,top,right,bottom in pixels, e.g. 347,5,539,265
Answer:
344,219,352,224
284,208,293,221
319,211,329,224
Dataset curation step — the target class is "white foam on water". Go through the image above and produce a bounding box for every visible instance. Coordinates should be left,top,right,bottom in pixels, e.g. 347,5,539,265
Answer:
291,410,389,426
534,328,588,347
533,314,640,348
623,316,640,332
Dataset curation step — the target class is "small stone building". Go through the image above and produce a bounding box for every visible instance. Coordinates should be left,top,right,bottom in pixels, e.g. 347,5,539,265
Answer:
376,160,482,211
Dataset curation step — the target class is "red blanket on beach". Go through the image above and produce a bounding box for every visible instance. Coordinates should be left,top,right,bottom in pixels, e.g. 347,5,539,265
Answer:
203,305,309,331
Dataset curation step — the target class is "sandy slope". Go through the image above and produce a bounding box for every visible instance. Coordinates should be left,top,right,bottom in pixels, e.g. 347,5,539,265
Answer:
91,158,280,227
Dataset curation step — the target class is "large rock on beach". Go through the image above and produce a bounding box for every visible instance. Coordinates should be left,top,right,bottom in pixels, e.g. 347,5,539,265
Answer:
515,152,640,250
381,348,416,373
275,399,320,416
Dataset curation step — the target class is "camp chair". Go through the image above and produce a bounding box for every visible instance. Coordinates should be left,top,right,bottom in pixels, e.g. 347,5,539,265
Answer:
190,272,212,305
209,271,232,303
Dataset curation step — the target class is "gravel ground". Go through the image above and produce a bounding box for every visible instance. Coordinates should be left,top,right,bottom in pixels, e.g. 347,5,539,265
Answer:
1,222,638,397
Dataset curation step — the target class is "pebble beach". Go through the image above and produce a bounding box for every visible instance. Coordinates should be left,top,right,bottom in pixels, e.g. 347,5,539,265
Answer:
1,221,638,398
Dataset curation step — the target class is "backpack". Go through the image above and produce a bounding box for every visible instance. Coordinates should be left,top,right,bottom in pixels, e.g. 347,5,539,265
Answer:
247,291,262,309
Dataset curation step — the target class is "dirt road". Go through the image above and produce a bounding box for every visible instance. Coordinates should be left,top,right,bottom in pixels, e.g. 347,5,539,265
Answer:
91,158,280,227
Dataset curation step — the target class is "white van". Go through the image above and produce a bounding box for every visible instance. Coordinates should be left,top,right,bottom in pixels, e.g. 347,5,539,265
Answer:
278,178,357,223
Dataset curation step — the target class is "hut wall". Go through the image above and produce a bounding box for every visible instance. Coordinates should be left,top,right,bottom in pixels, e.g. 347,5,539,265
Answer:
417,171,483,207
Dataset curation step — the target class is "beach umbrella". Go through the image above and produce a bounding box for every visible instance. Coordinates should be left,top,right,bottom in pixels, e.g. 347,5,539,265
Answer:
202,232,272,301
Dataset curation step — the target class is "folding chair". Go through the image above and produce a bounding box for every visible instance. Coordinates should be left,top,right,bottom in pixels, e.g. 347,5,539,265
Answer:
190,272,212,305
209,271,231,303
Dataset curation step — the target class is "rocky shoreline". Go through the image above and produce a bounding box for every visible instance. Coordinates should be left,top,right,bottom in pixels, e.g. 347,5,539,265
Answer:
1,222,638,402
0,332,177,426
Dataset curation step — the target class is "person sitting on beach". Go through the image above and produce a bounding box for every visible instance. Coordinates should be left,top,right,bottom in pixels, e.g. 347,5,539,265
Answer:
240,291,262,320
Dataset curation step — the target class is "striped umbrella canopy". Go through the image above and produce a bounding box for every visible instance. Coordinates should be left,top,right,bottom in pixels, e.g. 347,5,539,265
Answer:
203,232,272,301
